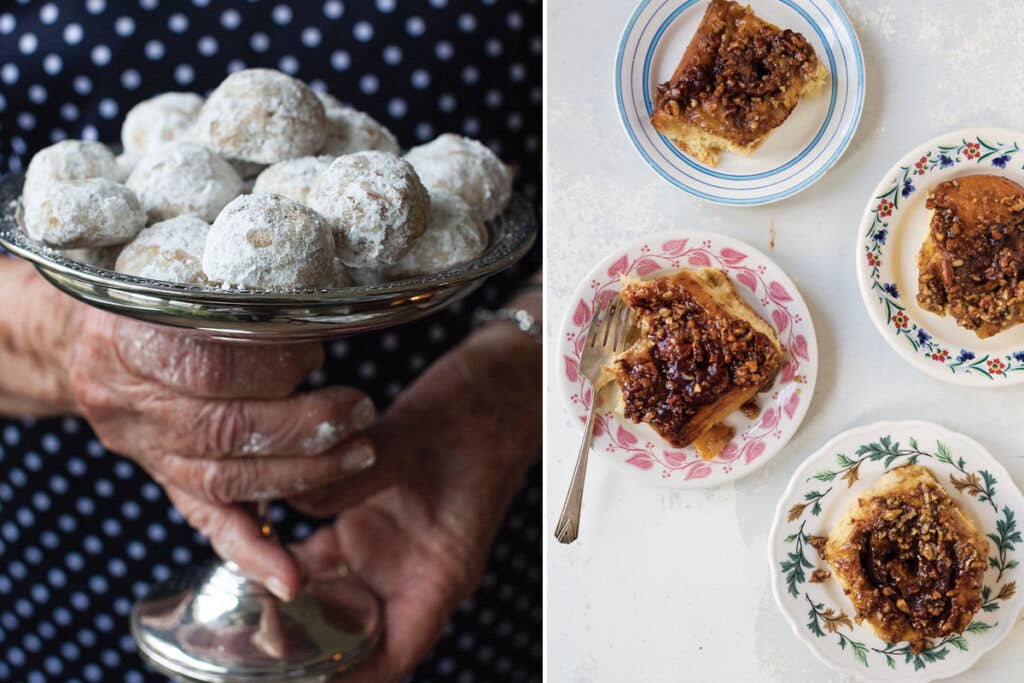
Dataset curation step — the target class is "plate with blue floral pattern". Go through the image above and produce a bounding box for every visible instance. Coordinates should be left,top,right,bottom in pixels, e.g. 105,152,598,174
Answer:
615,0,864,205
769,421,1024,681
856,128,1024,386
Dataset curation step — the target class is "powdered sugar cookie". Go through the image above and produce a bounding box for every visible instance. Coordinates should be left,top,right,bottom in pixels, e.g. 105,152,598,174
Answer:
404,133,513,221
23,178,146,248
126,142,242,222
194,69,327,164
317,92,400,156
115,215,210,285
252,156,333,205
307,151,429,267
120,92,203,156
389,190,487,277
203,193,334,290
22,140,119,205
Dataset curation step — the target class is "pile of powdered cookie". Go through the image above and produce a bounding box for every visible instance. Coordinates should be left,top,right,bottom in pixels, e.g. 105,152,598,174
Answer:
19,68,512,290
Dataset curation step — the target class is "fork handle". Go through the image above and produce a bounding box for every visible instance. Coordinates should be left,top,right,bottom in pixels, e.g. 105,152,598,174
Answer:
554,388,599,544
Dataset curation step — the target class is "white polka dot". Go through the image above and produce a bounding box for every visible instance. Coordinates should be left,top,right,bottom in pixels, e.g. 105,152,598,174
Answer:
411,68,430,89
18,33,37,55
90,44,111,66
139,0,159,9
220,8,240,29
168,12,188,32
39,4,59,24
486,38,503,57
272,4,293,24
174,64,195,85
330,340,349,357
114,15,135,37
42,53,61,75
1,64,19,85
197,35,218,56
301,26,322,47
435,40,454,60
63,22,83,45
330,50,350,71
121,68,141,89
462,65,480,84
360,74,379,94
278,54,299,74
438,93,456,112
406,16,426,36
86,0,106,13
388,98,407,118
145,39,165,60
323,0,344,19
382,45,402,65
353,20,374,42
377,0,396,10
0,14,14,35
98,98,118,119
459,13,477,32
250,32,270,52
27,84,46,104
226,59,246,73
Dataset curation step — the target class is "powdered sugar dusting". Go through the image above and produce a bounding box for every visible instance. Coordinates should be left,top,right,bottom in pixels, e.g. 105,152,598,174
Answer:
317,93,401,156
387,190,487,278
307,151,430,267
405,133,513,221
194,68,327,164
252,155,333,205
301,421,344,455
115,215,210,284
121,92,204,156
23,178,146,248
202,192,335,290
126,142,242,222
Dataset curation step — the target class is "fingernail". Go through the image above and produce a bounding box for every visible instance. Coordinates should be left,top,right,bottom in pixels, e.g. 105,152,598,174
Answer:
266,576,292,602
351,397,376,431
341,444,376,472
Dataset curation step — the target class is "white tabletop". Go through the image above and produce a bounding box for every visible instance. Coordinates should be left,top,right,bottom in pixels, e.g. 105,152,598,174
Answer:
544,0,1024,680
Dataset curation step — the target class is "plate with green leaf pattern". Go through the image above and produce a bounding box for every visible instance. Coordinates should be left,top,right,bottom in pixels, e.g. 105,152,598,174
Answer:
769,421,1024,681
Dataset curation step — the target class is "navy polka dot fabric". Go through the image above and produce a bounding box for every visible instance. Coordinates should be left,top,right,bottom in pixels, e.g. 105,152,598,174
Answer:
0,1,541,681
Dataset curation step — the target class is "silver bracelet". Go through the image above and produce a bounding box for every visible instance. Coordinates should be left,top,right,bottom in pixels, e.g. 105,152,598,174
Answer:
472,306,542,344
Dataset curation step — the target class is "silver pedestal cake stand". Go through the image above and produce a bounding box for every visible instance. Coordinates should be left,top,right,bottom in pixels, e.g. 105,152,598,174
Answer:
0,173,536,682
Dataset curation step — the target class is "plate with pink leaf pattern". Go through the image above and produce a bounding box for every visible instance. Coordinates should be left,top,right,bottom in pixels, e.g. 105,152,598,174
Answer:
557,230,818,488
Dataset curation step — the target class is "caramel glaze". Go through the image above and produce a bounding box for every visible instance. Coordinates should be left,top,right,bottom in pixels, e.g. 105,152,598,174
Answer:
918,174,1024,337
653,0,820,146
831,484,986,652
613,273,781,448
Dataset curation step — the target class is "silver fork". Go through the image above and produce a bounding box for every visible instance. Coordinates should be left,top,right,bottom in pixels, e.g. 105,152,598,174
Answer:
554,295,637,544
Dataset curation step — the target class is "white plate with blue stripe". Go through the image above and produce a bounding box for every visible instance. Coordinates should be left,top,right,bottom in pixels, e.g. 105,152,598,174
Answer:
615,0,865,205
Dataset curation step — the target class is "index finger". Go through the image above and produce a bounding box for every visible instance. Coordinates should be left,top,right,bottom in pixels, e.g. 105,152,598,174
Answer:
110,316,324,399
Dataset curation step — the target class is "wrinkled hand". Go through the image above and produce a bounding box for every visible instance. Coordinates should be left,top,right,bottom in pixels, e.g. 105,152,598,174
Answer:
66,307,378,600
287,321,542,682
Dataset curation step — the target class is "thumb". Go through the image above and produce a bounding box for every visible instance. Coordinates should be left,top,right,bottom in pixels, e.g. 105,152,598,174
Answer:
165,485,303,602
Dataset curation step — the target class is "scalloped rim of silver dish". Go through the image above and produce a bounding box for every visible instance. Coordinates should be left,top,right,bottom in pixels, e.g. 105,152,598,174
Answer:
0,172,536,303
